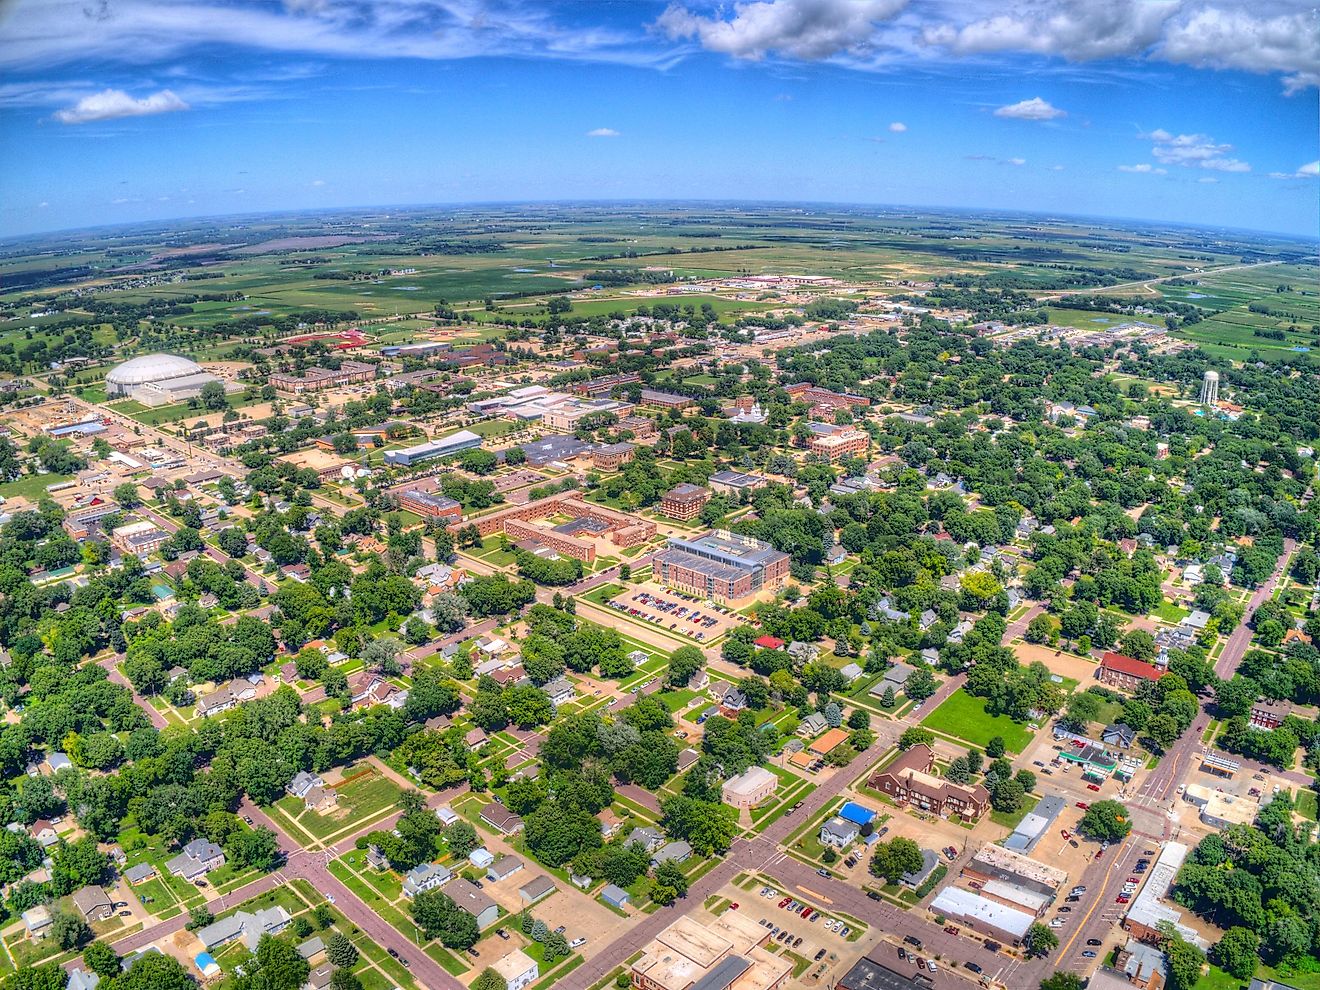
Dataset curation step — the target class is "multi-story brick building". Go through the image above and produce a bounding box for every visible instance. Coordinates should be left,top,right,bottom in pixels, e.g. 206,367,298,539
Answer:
396,489,463,522
592,442,635,471
660,484,710,521
654,530,790,605
448,492,655,551
808,427,870,462
269,360,376,394
867,744,990,821
1099,652,1164,693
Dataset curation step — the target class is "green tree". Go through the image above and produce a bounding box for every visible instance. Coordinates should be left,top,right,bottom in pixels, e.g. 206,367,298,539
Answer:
868,837,924,884
1076,800,1132,842
1023,922,1059,958
83,941,119,979
411,889,480,949
667,646,705,687
1210,927,1259,980
326,931,359,969
1040,973,1083,990
49,910,91,950
1159,926,1207,990
472,968,508,990
898,727,934,751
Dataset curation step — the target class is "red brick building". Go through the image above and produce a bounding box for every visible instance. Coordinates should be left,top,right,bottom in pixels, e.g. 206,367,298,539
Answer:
397,489,463,522
1098,653,1164,692
660,484,711,521
867,744,990,821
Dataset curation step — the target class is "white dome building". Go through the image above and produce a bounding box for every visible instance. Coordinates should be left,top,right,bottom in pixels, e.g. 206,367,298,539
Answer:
105,353,231,407
106,354,205,396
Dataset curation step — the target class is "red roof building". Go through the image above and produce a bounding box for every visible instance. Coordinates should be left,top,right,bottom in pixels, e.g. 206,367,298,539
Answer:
1099,652,1163,692
754,635,785,650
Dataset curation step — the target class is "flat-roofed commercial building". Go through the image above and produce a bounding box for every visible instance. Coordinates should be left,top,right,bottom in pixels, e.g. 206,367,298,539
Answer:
631,913,791,990
639,389,694,410
928,887,1034,946
449,491,655,550
383,430,483,468
655,530,790,605
1123,842,1206,949
592,442,636,471
963,843,1068,896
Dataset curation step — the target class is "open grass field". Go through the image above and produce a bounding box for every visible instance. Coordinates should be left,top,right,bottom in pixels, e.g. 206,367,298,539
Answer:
921,689,1036,752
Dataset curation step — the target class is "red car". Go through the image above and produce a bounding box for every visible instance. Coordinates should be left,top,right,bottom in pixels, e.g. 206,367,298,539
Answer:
778,898,791,908
1076,802,1090,810
1060,829,1071,839
730,903,739,910
1095,850,1105,860
1087,784,1100,792
1116,895,1129,903
801,906,812,918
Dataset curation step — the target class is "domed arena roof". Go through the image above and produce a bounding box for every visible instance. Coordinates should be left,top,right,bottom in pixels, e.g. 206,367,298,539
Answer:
106,353,204,388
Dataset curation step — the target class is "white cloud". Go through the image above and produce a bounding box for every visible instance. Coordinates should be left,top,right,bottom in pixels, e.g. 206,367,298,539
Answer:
888,121,907,132
54,88,188,124
1049,164,1065,171
1144,130,1250,173
586,127,619,138
993,96,1065,121
1118,163,1166,174
922,0,1179,62
311,179,326,186
1006,157,1026,165
1158,6,1320,95
655,0,907,61
38,201,48,208
1270,161,1319,180
1197,176,1218,183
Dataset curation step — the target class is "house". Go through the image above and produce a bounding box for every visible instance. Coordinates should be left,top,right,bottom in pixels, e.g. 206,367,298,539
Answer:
720,687,747,713
22,906,52,940
297,936,325,960
628,650,648,667
195,906,292,951
601,883,631,908
30,820,59,848
868,744,990,821
809,728,850,757
435,805,459,827
303,785,337,812
123,862,157,885
402,862,453,898
480,802,524,835
651,840,692,868
819,817,859,850
487,855,525,883
67,969,100,990
627,826,665,853
870,663,915,698
447,877,500,929
46,751,73,773
167,837,225,880
519,875,556,905
798,713,828,738
919,610,938,630
1250,699,1291,730
1117,937,1169,990
827,545,847,565
492,948,539,990
786,641,818,664
543,676,575,708
1103,724,1138,749
754,635,784,650
838,662,864,683
365,845,390,871
687,669,710,691
71,884,114,922
286,770,324,799
468,848,496,870
597,809,623,838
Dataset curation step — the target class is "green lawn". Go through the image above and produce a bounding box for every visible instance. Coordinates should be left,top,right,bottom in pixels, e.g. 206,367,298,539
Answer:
990,794,1040,829
921,689,1035,752
1153,602,1191,622
581,582,626,607
0,472,75,501
1295,789,1318,822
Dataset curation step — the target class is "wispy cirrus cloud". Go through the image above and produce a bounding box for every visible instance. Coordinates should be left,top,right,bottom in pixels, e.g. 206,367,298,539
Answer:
586,127,619,138
1118,163,1166,174
888,121,907,132
54,87,188,124
993,96,1065,120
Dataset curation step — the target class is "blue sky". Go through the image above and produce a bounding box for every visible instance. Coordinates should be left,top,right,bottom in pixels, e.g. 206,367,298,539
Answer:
0,0,1316,239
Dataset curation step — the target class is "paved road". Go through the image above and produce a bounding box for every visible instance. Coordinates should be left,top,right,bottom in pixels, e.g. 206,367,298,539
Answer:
97,653,170,730
563,675,968,990
238,797,463,990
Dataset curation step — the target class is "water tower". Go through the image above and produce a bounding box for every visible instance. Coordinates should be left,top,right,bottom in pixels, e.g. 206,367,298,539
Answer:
1199,370,1219,406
